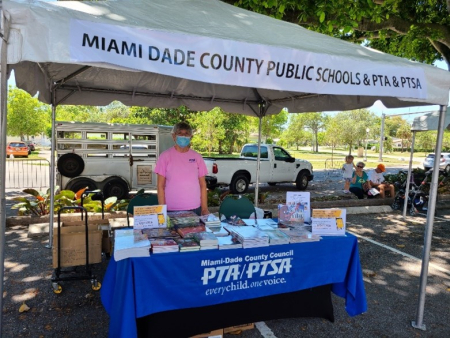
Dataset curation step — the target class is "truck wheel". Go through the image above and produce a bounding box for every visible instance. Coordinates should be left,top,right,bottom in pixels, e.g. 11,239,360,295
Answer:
295,171,309,190
66,178,97,194
57,153,85,178
103,178,129,199
230,174,249,194
267,182,277,186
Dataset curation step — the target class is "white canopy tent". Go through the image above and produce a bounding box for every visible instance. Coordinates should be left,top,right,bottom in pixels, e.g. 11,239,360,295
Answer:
1,0,450,332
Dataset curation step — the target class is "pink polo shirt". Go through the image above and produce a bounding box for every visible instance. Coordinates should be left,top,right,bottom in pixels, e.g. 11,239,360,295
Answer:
154,147,208,211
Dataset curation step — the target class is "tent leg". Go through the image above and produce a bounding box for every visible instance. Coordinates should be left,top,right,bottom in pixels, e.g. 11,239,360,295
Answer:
402,131,416,217
0,8,9,335
45,98,57,248
378,113,385,162
411,105,447,331
254,104,264,207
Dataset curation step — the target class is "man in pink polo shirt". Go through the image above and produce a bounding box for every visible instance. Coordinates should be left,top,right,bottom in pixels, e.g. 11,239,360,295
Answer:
154,122,210,215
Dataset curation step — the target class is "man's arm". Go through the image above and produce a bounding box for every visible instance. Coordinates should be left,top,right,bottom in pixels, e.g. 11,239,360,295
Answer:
156,174,166,205
199,176,209,215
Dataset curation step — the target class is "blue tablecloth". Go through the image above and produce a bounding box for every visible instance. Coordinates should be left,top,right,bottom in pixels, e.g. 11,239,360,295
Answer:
101,233,367,338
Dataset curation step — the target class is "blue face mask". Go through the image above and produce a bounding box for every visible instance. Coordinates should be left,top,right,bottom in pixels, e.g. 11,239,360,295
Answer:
176,135,191,148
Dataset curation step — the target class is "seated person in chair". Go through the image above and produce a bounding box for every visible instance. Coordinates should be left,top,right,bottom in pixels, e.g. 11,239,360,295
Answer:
368,163,395,198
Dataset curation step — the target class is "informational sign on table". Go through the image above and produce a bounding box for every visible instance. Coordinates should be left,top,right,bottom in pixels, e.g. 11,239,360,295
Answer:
133,205,167,229
311,208,346,236
283,192,311,224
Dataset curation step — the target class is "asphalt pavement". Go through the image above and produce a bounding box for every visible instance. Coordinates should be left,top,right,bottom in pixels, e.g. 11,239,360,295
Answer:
2,167,450,337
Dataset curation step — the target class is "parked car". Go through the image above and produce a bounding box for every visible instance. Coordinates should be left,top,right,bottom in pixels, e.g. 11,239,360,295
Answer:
6,141,29,158
25,141,36,151
423,153,450,172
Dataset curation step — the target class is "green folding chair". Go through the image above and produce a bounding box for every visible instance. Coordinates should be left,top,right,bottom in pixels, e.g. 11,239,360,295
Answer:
219,195,256,221
126,193,159,227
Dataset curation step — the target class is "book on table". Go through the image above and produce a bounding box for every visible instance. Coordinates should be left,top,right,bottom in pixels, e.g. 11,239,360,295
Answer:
175,238,201,251
113,229,151,261
261,229,290,245
193,232,219,246
176,224,206,238
141,228,180,239
217,235,242,250
286,228,321,243
150,238,179,253
167,210,200,228
206,226,230,237
224,225,269,248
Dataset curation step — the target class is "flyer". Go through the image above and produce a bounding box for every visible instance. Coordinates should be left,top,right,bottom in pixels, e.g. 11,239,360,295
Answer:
133,205,167,229
311,208,346,236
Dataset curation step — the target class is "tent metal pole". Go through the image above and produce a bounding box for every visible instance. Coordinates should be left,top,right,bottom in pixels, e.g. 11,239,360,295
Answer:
254,102,265,207
378,113,385,162
402,131,416,217
45,93,57,249
0,7,8,334
411,104,446,331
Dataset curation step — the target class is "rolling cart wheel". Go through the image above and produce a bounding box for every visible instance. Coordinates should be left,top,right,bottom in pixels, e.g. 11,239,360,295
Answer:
91,281,102,291
53,284,63,294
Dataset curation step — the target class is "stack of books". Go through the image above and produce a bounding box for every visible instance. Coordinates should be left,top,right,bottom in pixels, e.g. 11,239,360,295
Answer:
217,235,242,250
193,232,219,250
114,229,151,261
167,210,200,227
206,226,229,237
142,228,179,239
262,229,290,245
200,214,221,230
150,238,179,254
286,228,321,243
175,238,201,252
224,225,269,248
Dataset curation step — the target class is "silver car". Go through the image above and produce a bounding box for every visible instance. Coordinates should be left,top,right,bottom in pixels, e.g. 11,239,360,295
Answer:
423,153,450,172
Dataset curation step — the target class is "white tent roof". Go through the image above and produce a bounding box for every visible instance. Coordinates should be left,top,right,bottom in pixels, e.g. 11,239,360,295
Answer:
411,108,450,131
4,0,450,116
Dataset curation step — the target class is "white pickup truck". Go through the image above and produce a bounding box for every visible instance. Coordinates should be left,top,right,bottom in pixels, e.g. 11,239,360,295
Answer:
204,144,314,194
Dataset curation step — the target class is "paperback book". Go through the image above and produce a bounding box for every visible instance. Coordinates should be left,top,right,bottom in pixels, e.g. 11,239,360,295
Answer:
175,238,201,252
176,224,206,238
217,236,242,250
114,229,151,261
150,238,179,254
193,232,219,246
167,210,200,228
142,228,179,239
224,225,269,248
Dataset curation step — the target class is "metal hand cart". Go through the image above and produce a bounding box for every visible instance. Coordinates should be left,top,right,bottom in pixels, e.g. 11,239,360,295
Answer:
51,206,102,294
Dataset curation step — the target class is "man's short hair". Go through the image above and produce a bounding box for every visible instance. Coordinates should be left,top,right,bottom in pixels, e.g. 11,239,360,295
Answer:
172,122,192,135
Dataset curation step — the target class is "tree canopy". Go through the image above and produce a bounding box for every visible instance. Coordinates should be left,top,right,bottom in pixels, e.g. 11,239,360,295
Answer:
7,87,49,139
223,0,450,68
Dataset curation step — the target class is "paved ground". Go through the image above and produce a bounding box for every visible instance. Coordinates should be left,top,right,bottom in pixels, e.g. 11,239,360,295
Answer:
2,209,450,337
3,167,450,337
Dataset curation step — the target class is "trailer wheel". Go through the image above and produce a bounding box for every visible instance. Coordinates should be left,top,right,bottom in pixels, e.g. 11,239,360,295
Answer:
103,178,129,199
57,153,85,177
66,178,97,194
230,174,249,194
295,171,309,190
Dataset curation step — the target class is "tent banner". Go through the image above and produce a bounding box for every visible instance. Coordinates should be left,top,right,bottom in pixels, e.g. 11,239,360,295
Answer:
70,20,427,99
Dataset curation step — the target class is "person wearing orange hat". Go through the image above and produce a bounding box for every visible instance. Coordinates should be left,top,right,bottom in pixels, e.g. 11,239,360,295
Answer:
368,163,395,198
